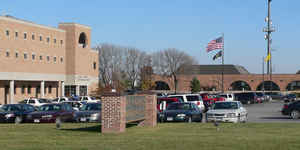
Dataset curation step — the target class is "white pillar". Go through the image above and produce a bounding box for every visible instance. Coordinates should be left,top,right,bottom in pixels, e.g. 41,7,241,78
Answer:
86,84,89,96
76,85,80,96
61,81,65,97
41,81,45,98
9,80,14,104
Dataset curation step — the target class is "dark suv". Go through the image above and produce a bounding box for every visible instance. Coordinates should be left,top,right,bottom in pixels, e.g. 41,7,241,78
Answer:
234,92,258,104
282,100,300,119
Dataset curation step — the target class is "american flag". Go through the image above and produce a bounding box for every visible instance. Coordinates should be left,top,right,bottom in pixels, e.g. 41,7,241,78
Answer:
206,37,224,52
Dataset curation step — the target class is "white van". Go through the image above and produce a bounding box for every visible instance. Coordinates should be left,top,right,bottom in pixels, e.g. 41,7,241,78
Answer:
219,93,234,101
168,94,205,112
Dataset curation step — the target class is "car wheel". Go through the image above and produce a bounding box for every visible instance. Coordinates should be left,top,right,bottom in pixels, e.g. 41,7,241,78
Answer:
291,110,300,119
15,116,22,124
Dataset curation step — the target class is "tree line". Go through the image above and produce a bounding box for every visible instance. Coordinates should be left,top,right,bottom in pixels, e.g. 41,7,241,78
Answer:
95,43,198,94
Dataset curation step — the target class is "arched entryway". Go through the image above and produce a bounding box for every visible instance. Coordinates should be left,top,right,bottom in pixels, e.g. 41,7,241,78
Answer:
256,81,280,91
230,81,251,91
155,81,170,90
286,81,300,91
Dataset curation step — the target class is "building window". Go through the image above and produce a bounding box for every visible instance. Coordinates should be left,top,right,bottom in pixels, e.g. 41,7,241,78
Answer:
53,56,57,62
93,62,97,70
48,86,52,94
60,57,63,63
47,56,50,62
47,37,50,43
15,52,19,58
60,40,63,45
6,30,9,36
21,86,25,94
14,86,17,95
54,38,56,43
24,53,28,59
40,36,43,41
6,51,10,57
32,34,35,40
28,86,31,94
15,32,18,38
24,33,27,39
32,54,36,60
39,55,43,60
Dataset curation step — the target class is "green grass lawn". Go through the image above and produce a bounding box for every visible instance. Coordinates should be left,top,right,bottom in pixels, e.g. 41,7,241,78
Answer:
0,123,300,150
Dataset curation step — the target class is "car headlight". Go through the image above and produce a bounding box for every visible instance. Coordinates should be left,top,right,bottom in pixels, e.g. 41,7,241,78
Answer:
91,113,99,117
227,113,236,118
5,114,15,118
177,114,186,117
42,115,53,118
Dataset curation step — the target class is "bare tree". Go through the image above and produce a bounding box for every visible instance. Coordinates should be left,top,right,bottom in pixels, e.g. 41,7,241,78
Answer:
124,47,148,89
96,43,124,88
152,48,197,93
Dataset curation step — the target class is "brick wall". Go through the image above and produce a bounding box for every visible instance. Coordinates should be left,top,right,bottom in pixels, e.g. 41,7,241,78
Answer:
101,94,126,133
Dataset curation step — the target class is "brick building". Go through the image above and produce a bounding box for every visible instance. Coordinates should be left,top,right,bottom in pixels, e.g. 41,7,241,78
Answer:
154,65,300,92
0,15,99,104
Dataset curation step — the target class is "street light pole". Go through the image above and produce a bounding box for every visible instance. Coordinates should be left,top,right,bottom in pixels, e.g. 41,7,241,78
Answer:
264,0,275,75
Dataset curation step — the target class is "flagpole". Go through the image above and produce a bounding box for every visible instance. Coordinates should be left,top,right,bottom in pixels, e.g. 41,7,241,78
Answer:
221,33,224,93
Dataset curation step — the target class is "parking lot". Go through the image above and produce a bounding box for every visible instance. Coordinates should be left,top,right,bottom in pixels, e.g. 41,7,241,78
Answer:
245,100,300,123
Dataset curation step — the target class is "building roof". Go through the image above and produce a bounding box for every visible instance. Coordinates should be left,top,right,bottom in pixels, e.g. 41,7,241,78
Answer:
177,65,250,75
0,15,65,32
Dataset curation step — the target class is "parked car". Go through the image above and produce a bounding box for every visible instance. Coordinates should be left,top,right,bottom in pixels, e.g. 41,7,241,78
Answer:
157,97,183,112
0,104,36,123
168,94,205,112
79,96,101,103
219,93,234,101
281,100,300,119
26,103,75,123
282,94,297,103
234,92,258,104
19,98,51,107
61,101,83,111
254,92,264,103
265,92,283,100
206,101,247,123
74,103,101,122
51,97,70,103
160,102,202,123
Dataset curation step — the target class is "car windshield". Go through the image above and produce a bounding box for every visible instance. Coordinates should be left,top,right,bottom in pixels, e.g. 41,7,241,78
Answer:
39,105,61,111
39,99,50,103
256,93,263,96
167,103,191,110
186,95,202,101
80,103,101,111
212,102,238,109
0,105,21,112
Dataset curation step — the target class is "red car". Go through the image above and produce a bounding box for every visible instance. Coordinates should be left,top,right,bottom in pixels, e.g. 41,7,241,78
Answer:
200,93,225,105
26,103,75,123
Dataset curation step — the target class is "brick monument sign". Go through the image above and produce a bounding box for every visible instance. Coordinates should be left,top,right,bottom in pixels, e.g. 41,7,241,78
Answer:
101,92,157,133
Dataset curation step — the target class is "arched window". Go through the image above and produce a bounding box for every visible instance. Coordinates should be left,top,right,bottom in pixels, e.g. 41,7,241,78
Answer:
78,32,87,48
256,81,280,91
230,81,251,91
155,81,170,90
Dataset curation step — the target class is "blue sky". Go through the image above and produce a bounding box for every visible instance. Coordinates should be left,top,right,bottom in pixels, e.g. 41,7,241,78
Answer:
1,0,299,73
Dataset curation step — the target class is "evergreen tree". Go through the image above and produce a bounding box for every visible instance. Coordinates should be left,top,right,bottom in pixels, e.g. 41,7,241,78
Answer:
190,77,201,93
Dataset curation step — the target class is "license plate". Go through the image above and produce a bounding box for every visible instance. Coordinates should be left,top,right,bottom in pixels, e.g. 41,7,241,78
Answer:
216,117,222,121
167,117,173,121
80,118,87,122
34,119,40,123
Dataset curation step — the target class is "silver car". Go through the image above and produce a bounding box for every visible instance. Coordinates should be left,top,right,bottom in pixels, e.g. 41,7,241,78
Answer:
206,101,247,123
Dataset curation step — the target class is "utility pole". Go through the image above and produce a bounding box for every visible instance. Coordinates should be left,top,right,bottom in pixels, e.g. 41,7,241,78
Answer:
263,0,275,75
